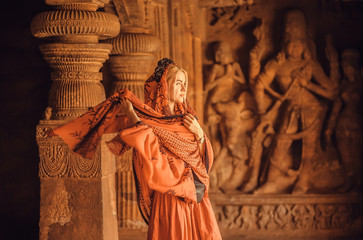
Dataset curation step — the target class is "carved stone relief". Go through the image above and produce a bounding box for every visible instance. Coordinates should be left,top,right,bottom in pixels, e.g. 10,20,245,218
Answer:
248,10,341,195
37,124,102,178
203,6,361,196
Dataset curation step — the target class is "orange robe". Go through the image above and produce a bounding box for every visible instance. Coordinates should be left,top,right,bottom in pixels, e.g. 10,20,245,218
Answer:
52,89,222,240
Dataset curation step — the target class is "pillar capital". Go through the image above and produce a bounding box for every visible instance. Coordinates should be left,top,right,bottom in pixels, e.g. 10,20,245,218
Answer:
46,0,110,10
31,0,120,120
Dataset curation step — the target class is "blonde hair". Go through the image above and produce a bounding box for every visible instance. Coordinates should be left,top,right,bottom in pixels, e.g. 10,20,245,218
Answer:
166,65,188,83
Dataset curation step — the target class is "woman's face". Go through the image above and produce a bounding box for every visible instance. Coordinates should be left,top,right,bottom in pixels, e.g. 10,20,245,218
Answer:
169,71,186,104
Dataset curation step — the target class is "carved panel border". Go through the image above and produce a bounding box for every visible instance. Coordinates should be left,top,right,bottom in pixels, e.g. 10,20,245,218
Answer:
210,194,363,239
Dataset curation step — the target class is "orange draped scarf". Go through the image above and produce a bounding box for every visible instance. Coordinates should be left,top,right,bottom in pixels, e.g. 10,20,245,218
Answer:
52,63,214,224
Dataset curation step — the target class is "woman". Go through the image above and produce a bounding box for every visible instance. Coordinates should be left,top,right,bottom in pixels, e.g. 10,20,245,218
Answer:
50,58,222,239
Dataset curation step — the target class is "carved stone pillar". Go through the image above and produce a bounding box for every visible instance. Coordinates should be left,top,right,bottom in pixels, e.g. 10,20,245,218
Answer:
31,0,120,239
102,1,160,235
105,30,160,97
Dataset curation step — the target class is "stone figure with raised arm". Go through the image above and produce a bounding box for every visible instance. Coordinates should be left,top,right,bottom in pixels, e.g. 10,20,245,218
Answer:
252,9,339,194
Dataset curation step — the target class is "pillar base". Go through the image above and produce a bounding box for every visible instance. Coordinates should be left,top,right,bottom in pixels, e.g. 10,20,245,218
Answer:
37,121,118,240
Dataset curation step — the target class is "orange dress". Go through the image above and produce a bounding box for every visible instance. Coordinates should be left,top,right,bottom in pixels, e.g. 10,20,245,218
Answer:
52,89,222,240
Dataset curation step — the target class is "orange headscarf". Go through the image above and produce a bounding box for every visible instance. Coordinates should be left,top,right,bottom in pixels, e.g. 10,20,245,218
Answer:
144,58,196,116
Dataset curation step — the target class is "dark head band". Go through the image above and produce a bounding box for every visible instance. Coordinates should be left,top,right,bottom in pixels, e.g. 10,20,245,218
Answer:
154,58,175,82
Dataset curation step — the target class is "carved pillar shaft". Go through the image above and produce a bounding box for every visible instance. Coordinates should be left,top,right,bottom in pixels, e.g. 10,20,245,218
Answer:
102,2,161,233
115,151,142,228
105,30,160,231
32,1,120,239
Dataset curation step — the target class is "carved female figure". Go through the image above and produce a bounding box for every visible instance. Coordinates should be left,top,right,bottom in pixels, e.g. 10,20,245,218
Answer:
204,41,246,155
326,49,363,191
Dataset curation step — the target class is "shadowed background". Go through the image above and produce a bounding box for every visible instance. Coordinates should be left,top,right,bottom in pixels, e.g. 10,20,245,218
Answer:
0,2,50,239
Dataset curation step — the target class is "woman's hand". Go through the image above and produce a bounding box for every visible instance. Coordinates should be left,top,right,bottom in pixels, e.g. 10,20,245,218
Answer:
119,98,134,116
182,114,204,140
118,98,140,125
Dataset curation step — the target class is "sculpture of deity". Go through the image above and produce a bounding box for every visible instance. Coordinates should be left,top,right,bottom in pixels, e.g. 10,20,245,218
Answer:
252,9,339,194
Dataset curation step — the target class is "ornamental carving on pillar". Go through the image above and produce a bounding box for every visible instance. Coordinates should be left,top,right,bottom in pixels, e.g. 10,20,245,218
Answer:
37,125,102,178
105,31,160,97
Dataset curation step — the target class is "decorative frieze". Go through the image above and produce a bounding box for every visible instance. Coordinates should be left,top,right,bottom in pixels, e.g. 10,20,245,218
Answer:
199,0,254,8
31,10,120,42
51,71,103,81
211,194,363,239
